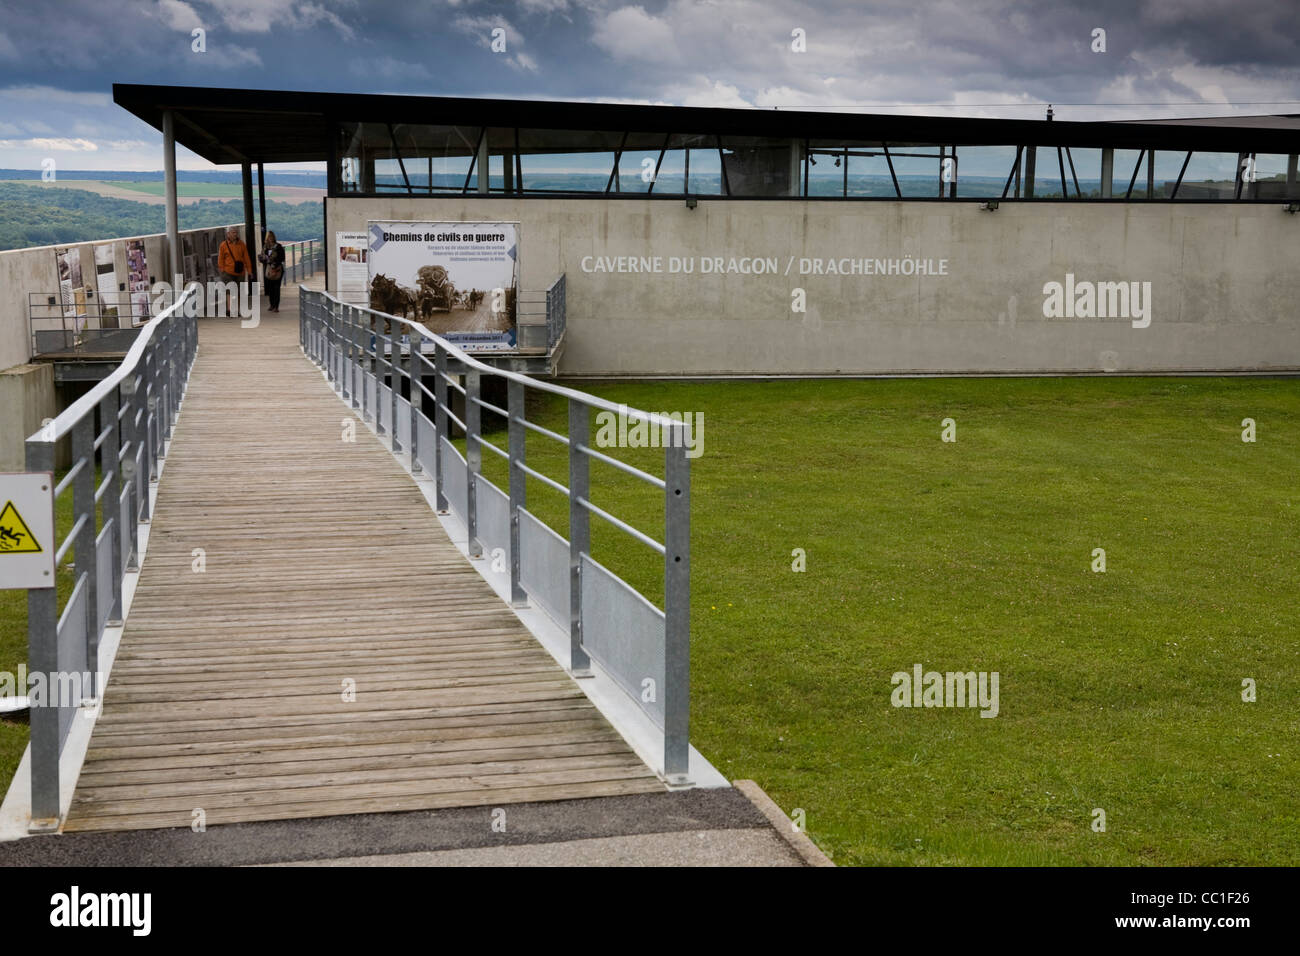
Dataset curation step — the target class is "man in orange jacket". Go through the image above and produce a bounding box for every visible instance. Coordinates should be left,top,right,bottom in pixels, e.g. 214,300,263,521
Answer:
218,226,254,316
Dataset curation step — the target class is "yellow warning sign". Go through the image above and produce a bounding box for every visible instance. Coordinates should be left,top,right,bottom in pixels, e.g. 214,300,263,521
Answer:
0,500,42,554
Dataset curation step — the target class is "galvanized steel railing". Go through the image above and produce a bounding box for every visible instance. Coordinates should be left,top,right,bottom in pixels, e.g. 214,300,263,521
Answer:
299,286,691,782
22,284,199,829
278,239,322,283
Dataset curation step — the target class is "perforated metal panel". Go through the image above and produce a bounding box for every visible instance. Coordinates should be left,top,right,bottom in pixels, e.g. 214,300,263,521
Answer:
441,436,467,524
473,474,509,564
580,552,667,729
378,382,392,432
396,395,411,448
95,520,115,635
416,412,436,475
519,509,568,629
55,574,89,746
119,489,133,578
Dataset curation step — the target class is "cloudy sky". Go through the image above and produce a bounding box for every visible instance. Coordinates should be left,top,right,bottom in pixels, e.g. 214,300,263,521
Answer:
0,0,1297,171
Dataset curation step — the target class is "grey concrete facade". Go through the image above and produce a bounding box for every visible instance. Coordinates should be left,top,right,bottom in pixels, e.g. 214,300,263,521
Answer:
0,363,54,471
329,196,1300,376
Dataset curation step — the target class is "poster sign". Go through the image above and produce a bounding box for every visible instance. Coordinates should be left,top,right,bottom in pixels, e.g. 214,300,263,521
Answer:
54,247,88,328
366,221,519,351
336,231,369,300
94,244,119,327
0,473,56,590
126,239,151,325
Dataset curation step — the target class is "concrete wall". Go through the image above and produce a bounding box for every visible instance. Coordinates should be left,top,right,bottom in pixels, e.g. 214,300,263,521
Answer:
0,222,248,374
0,363,55,471
328,197,1300,375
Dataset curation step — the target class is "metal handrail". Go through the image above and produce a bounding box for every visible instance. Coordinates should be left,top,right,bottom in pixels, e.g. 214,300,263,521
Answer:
299,286,692,783
22,283,200,830
276,238,322,283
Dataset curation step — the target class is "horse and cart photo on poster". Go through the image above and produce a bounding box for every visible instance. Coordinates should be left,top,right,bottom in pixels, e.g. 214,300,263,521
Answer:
366,221,519,352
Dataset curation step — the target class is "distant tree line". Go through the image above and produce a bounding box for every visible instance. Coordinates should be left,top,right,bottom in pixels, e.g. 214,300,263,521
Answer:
0,183,322,250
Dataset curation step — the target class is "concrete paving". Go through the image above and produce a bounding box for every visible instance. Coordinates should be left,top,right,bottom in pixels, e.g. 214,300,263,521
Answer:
270,829,801,867
0,786,812,867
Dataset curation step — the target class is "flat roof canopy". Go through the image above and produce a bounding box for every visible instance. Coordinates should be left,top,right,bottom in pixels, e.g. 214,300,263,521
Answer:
113,83,1300,166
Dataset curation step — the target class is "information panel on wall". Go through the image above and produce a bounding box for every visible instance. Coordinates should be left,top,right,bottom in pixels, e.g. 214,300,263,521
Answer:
366,221,519,352
336,231,369,302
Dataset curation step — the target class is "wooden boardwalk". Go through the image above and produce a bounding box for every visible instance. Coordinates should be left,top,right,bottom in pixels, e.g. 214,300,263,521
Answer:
64,286,661,832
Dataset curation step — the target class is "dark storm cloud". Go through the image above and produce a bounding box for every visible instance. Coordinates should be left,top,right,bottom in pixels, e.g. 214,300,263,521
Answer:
0,0,1296,169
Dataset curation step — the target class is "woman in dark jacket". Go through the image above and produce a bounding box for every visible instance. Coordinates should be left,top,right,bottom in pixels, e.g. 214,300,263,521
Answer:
259,231,286,312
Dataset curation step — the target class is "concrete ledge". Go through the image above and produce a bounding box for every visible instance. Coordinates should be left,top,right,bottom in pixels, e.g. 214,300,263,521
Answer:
733,779,836,867
0,363,55,471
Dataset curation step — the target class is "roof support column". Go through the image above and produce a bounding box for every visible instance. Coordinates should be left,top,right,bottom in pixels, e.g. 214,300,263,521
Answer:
1100,148,1113,198
241,162,257,293
477,133,489,194
788,140,801,197
257,162,267,245
162,110,180,281
1287,154,1297,199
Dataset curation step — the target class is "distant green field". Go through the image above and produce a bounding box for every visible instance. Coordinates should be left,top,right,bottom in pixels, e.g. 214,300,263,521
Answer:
105,181,253,197
468,376,1300,866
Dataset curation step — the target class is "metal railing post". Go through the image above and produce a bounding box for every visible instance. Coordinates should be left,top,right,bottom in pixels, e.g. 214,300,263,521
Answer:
362,312,374,425
408,334,421,472
434,343,448,513
374,318,385,436
389,328,400,453
144,344,160,485
663,424,691,783
567,400,592,675
71,414,99,696
507,378,526,606
121,375,140,570
465,368,481,558
132,365,152,525
347,306,358,407
155,326,170,452
166,317,179,432
25,439,59,829
102,386,124,625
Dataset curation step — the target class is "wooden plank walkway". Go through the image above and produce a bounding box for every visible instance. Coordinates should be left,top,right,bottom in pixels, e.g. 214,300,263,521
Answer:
64,286,661,832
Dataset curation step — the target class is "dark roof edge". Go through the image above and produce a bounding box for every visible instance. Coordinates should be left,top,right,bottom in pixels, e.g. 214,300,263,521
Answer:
113,83,1300,161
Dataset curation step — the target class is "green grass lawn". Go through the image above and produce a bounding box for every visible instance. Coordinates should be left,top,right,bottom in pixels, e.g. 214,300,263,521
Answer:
466,376,1299,866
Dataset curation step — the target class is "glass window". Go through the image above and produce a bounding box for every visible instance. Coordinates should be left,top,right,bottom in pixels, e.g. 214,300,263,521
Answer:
687,143,725,195
614,132,671,194
337,121,480,195
720,137,795,196
886,144,944,197
1174,152,1237,199
806,140,898,197
1062,147,1103,198
1110,149,1147,198
948,145,1019,198
516,128,621,193
1244,153,1292,199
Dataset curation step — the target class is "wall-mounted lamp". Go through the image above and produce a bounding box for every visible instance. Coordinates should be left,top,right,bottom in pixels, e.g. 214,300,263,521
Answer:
1285,202,1299,214
981,200,999,211
685,196,698,210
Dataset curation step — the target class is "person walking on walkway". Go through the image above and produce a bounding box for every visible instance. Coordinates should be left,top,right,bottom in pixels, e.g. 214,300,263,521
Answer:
218,226,254,317
259,230,286,313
